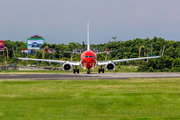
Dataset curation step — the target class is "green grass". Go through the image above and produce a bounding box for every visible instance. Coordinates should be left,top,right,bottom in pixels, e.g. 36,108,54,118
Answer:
0,78,180,119
0,65,137,74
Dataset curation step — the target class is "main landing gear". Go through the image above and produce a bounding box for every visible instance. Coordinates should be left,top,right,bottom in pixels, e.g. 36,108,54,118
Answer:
98,65,104,73
73,66,79,74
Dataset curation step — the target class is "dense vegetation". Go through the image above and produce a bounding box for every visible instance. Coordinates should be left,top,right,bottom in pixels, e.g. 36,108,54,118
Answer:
1,36,180,71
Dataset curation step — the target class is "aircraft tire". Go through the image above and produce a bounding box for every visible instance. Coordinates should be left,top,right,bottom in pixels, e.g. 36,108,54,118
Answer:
77,69,79,74
98,69,101,73
73,69,76,74
102,69,104,73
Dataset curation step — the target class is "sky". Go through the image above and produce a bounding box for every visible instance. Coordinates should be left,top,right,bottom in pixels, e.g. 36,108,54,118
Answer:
1,0,180,45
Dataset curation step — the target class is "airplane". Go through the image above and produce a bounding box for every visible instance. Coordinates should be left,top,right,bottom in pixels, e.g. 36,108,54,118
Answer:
14,22,165,74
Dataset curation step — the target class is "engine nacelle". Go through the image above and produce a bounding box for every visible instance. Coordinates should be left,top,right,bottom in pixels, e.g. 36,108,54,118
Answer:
105,62,115,71
62,63,72,71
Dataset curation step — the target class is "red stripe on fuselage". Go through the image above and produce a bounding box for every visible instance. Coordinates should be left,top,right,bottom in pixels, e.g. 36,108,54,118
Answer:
80,50,97,68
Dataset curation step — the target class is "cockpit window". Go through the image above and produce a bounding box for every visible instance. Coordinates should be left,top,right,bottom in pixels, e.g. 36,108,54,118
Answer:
83,56,94,58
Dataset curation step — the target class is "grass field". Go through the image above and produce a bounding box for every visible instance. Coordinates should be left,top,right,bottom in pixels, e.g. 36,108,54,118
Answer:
0,78,180,119
0,65,137,74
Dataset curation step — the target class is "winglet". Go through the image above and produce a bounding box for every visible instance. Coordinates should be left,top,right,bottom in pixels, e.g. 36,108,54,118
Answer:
161,46,165,57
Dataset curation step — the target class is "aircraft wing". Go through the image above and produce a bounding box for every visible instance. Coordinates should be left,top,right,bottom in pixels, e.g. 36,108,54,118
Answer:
59,51,82,54
13,51,80,66
95,50,118,54
98,46,165,66
95,52,108,54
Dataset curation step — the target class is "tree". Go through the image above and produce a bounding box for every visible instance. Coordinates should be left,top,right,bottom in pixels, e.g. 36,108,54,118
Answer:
0,55,4,64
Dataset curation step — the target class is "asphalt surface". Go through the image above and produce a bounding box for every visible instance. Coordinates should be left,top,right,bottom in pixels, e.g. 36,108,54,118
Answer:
1,73,180,80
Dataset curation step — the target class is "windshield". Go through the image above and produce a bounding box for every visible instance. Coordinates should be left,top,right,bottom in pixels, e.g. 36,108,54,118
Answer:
83,55,94,58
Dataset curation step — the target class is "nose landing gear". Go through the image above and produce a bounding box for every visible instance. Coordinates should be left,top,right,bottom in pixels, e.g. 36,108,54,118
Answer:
87,68,91,74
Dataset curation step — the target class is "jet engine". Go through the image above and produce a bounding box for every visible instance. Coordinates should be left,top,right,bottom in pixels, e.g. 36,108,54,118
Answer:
62,63,72,71
105,62,115,71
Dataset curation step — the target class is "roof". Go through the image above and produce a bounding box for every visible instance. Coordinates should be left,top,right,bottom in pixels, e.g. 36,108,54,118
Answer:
30,35,43,38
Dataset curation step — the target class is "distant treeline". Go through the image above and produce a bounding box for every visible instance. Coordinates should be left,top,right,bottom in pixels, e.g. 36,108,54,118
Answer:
1,36,180,71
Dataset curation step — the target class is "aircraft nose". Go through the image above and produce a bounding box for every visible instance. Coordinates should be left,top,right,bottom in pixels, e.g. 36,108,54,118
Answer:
87,59,91,62
86,58,93,62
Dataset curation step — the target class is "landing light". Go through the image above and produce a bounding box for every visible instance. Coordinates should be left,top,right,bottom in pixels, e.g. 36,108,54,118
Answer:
83,67,86,70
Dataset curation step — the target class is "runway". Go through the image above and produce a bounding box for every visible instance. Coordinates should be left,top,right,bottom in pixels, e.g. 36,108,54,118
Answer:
0,73,180,80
